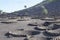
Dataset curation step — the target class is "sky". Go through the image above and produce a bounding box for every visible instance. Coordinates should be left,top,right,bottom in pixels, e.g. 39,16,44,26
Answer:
0,0,43,13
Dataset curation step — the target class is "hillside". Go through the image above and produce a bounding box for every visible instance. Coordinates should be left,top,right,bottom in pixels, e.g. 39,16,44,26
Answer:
1,0,60,18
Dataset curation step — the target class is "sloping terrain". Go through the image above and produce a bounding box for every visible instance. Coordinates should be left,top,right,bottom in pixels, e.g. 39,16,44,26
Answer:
9,0,60,18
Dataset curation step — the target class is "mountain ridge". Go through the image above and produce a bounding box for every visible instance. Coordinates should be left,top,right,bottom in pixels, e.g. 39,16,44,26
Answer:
1,0,60,18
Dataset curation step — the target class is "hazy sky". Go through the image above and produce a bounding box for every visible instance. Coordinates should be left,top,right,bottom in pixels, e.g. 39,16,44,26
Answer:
0,0,43,12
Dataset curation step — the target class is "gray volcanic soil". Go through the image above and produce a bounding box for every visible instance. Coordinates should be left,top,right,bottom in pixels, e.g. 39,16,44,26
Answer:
0,19,42,40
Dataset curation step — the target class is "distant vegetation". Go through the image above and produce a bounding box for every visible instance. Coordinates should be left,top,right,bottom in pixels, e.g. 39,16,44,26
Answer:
41,5,48,16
